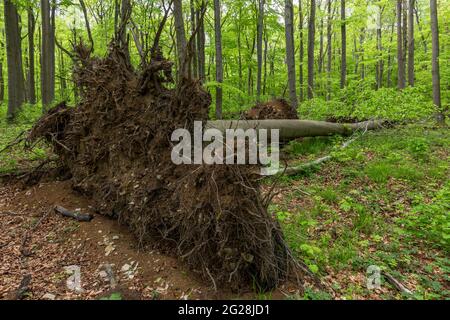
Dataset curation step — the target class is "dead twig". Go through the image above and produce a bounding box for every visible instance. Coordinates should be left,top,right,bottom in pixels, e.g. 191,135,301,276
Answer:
382,271,413,295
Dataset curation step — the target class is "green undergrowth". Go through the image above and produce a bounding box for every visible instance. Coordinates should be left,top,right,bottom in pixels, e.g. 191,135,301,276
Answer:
270,123,449,299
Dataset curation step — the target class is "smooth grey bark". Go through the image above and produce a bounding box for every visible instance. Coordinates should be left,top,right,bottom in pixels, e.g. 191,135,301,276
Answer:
299,0,304,102
206,119,385,140
284,0,298,108
173,0,187,78
307,0,316,99
196,1,206,82
407,0,414,86
263,30,268,95
397,0,406,89
214,0,223,119
386,22,395,87
318,9,324,74
326,0,332,100
237,8,243,91
190,0,197,78
41,0,55,111
376,6,384,90
4,0,25,119
27,8,36,104
430,0,443,122
340,0,346,89
256,0,265,101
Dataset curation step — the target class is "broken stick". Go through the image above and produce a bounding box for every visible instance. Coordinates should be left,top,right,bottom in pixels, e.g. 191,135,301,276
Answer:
54,205,93,222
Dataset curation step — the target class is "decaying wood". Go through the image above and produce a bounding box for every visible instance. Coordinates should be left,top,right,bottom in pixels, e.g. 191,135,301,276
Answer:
54,205,93,222
15,274,32,299
382,271,413,295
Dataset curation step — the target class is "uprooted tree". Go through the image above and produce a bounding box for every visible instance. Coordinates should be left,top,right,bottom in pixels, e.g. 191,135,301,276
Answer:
25,28,385,290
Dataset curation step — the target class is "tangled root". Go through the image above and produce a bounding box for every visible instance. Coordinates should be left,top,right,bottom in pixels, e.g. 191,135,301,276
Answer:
28,43,297,290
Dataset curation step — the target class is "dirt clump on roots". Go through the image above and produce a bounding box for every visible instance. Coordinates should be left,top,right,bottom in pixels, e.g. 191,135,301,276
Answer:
26,44,298,291
244,99,298,120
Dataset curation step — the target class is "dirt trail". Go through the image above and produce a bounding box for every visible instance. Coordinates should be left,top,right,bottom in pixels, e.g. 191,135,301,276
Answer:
0,180,299,300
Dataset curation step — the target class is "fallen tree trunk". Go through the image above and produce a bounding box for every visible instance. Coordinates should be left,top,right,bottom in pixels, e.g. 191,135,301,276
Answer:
206,119,385,139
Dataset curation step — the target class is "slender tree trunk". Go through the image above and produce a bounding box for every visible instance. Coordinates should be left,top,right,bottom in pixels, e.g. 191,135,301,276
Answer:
214,0,223,119
256,0,265,101
173,0,187,78
263,30,268,96
397,0,406,89
4,0,25,119
307,0,316,99
284,0,298,108
196,1,206,82
326,0,332,100
0,29,5,103
190,0,197,78
360,30,365,80
414,6,427,53
376,6,383,89
319,13,324,74
402,0,407,69
41,0,55,111
299,0,304,102
387,22,395,87
340,0,346,88
0,61,3,103
430,0,443,123
237,10,243,91
407,0,414,86
27,8,36,104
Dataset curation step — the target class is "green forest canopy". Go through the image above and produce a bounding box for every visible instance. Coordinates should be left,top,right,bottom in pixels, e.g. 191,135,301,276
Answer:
0,0,448,121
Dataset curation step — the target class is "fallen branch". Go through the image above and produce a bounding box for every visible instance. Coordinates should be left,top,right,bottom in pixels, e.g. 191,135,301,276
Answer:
54,205,93,222
382,271,413,295
15,274,32,300
20,208,52,257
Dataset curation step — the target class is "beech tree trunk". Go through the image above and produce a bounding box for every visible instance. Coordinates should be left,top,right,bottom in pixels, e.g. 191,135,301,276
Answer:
326,0,332,100
407,0,415,86
307,0,316,99
4,0,25,119
299,0,304,102
41,0,55,111
284,0,298,108
340,0,346,89
173,0,187,78
430,0,443,123
397,0,406,89
256,0,265,101
214,0,223,119
207,119,385,140
27,8,36,104
196,0,206,82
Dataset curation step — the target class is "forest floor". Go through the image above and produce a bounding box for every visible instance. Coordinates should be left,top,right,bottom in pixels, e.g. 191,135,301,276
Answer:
0,112,449,299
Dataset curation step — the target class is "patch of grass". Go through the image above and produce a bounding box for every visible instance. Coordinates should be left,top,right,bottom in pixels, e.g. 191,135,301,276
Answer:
286,137,334,156
274,123,449,299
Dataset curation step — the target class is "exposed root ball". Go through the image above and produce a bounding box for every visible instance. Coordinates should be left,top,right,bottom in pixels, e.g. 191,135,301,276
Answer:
244,99,298,120
28,44,294,290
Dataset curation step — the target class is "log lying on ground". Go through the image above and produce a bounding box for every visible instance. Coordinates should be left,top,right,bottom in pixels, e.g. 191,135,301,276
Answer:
206,119,385,140
54,205,93,222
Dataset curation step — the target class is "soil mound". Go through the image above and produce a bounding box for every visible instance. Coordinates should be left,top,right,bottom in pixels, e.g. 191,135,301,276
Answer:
244,99,298,120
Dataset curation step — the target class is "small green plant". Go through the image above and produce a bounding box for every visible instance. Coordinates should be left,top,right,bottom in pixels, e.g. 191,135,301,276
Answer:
100,292,122,300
